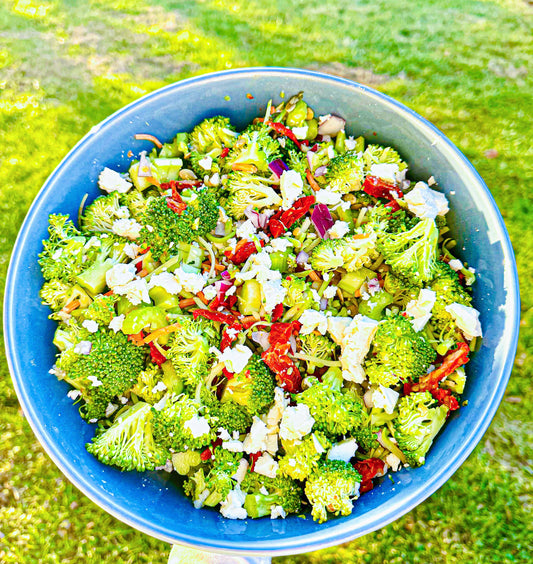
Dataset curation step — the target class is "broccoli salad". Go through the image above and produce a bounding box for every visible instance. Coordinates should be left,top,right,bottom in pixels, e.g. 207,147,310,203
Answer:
40,91,483,523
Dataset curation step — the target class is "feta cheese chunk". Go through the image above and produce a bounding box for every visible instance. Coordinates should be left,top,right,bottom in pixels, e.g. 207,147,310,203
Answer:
280,169,303,210
220,487,248,520
315,189,342,206
82,320,99,333
198,155,212,170
448,259,464,271
270,238,293,253
327,438,358,463
372,385,400,414
327,316,353,345
254,452,279,478
261,279,287,315
243,416,269,454
291,125,308,140
183,416,211,439
112,218,142,240
445,303,483,340
266,387,289,429
174,266,206,294
270,505,287,519
328,220,350,239
106,263,136,291
369,163,400,183
98,167,132,194
236,219,257,240
322,285,338,300
232,459,249,484
405,288,437,332
220,344,253,374
340,315,380,383
279,404,315,441
148,272,181,294
403,181,449,219
120,278,151,305
109,315,125,333
299,309,329,335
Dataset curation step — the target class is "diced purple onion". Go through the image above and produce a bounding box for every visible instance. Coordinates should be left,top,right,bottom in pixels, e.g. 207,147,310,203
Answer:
268,159,289,179
318,115,346,136
244,206,269,229
314,165,327,177
296,250,309,265
215,279,233,300
220,270,231,280
251,331,271,351
214,221,226,236
319,298,328,311
137,152,152,177
376,429,388,450
311,204,334,238
289,335,297,355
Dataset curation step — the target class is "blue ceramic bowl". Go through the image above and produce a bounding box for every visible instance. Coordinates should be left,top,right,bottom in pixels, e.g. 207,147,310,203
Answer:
4,68,520,556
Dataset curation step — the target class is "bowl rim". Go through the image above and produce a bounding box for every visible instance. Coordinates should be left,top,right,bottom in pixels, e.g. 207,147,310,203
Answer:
4,67,520,556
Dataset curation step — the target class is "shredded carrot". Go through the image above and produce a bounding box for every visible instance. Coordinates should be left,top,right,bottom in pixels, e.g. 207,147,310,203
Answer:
354,289,361,298
137,268,149,278
202,261,225,273
142,322,181,344
308,270,322,282
104,290,114,297
179,298,196,308
239,315,257,326
134,133,163,148
196,291,209,305
306,169,321,192
61,299,80,314
128,331,145,345
231,163,258,173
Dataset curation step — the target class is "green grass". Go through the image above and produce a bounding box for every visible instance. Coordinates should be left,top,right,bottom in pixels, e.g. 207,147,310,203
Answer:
0,0,532,562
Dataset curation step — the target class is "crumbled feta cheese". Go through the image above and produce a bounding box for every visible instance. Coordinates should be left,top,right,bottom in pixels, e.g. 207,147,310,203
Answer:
148,271,181,294
218,427,232,441
220,344,253,374
183,416,211,439
265,433,278,455
67,390,82,400
322,285,338,300
123,242,140,259
328,220,350,239
220,487,247,520
386,453,402,472
291,125,308,139
87,375,103,387
327,316,352,345
372,385,399,414
448,259,464,271
299,309,329,335
405,288,437,332
174,266,206,294
270,238,293,252
106,263,137,291
202,284,217,301
198,155,213,170
232,459,249,484
243,416,269,454
112,218,142,240
445,303,483,340
367,278,381,296
327,145,335,159
427,175,437,186
279,404,315,441
236,219,257,240
280,169,304,210
253,453,279,478
270,505,287,519
105,403,118,417
151,381,167,394
222,439,244,453
260,279,287,315
327,438,358,463
120,278,151,305
108,315,125,333
340,315,380,383
345,136,357,151
266,387,289,429
315,189,342,206
310,288,322,305
73,340,92,355
403,181,449,219
369,163,400,183
82,319,99,333
98,167,132,194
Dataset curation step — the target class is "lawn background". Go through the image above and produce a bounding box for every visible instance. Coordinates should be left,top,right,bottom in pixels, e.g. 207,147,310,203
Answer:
0,0,531,562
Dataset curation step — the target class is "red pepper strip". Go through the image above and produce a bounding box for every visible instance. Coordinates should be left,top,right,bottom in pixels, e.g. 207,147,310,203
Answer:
225,239,265,264
363,175,403,200
269,321,301,346
384,200,402,212
161,179,202,194
431,388,460,412
127,330,144,344
410,342,470,393
280,195,316,229
200,447,212,461
277,365,302,393
166,197,187,214
192,309,236,325
220,147,230,159
220,323,243,352
265,120,302,150
222,367,235,380
353,458,386,494
208,296,221,311
261,342,302,393
269,218,286,239
271,303,284,323
249,451,263,471
149,342,167,366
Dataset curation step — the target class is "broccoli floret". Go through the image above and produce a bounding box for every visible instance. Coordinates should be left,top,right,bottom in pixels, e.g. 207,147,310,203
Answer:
52,319,87,352
80,294,119,325
190,116,237,154
441,366,466,394
376,217,439,284
309,239,344,272
80,192,130,234
188,151,220,178
393,391,448,467
295,367,365,438
299,333,336,373
138,187,218,260
278,432,331,481
86,402,167,472
221,355,276,416
358,290,394,321
120,189,155,222
131,364,167,405
224,172,282,219
202,447,244,507
280,138,307,178
365,314,436,387
304,458,362,523
76,235,128,295
159,132,189,158
338,232,380,272
362,144,407,172
383,272,421,306
325,151,364,193
55,329,146,421
165,316,219,387
40,279,91,313
201,387,252,434
281,277,315,319
39,214,93,283
152,394,215,452
225,127,281,173
241,472,302,518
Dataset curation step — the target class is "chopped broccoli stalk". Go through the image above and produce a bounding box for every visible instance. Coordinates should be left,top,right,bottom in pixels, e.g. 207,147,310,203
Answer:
40,279,91,312
152,158,183,182
299,333,336,373
129,159,160,191
86,402,168,472
393,391,449,467
171,450,202,476
221,355,276,416
121,306,168,335
241,473,302,518
325,151,364,193
159,132,189,158
441,366,466,394
337,268,375,296
365,314,436,387
304,458,362,523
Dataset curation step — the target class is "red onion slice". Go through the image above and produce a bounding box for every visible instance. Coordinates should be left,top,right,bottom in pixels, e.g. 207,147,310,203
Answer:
268,159,289,179
221,270,231,280
252,331,271,351
311,204,334,238
319,298,328,311
289,334,297,354
318,115,346,136
137,152,152,177
296,250,309,265
314,165,327,177
215,279,233,300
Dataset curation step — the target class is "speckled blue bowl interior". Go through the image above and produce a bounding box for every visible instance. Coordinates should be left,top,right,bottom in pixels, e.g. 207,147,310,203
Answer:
4,68,519,556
